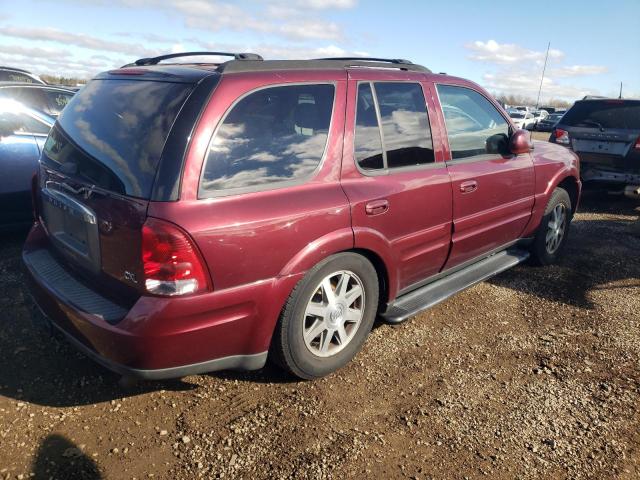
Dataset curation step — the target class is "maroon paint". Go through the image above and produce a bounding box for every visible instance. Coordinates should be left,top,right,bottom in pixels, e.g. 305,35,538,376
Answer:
23,67,581,374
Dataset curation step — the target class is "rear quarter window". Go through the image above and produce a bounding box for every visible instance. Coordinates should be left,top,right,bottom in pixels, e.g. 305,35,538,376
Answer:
200,83,335,196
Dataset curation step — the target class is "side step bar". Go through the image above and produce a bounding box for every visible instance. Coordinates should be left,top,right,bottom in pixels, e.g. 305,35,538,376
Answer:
381,248,530,324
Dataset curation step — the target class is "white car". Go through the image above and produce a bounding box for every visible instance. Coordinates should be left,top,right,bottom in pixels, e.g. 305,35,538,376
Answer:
509,111,536,129
529,110,549,129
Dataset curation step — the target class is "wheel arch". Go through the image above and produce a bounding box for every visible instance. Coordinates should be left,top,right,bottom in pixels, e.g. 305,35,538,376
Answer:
557,175,580,215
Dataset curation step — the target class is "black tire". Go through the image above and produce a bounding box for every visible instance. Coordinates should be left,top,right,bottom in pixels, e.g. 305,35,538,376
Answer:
270,252,379,380
530,187,572,265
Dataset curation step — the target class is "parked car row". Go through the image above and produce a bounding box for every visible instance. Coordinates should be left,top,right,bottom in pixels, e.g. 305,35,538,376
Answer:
0,67,76,229
20,52,581,382
550,97,640,197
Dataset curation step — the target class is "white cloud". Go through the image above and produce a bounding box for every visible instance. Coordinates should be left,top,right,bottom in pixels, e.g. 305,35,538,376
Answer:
293,0,357,9
549,65,608,77
278,21,343,41
466,40,563,65
482,72,597,100
50,0,353,42
466,40,608,101
0,0,362,79
0,26,160,57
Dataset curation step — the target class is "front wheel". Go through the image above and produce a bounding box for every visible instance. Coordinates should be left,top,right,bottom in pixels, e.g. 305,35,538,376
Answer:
530,187,572,265
270,253,379,379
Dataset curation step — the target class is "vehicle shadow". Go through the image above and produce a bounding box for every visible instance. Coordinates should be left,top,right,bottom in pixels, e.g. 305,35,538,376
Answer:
32,434,101,480
0,232,195,408
488,189,640,310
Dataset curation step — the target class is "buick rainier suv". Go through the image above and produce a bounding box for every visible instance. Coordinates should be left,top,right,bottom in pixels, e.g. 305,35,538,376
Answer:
24,53,581,380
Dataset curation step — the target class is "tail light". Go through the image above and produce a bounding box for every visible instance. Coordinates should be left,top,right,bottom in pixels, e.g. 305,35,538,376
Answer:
141,218,211,296
634,135,640,150
554,128,570,145
30,172,39,223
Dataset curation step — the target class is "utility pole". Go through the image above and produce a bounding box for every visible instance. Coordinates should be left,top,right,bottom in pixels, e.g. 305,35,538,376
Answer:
535,42,550,109
619,82,623,99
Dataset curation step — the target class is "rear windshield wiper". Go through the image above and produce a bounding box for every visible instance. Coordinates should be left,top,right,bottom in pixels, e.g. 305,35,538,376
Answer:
577,119,605,130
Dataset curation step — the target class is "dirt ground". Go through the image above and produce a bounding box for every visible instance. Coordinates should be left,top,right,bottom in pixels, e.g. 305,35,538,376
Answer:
1,189,639,479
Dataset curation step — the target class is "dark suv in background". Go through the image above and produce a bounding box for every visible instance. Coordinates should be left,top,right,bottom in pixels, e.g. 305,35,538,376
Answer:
24,52,580,381
550,98,640,197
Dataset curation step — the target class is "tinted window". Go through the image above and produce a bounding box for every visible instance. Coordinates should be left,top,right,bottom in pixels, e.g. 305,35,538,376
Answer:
437,85,509,160
0,111,50,135
43,79,193,198
354,83,384,170
374,82,434,168
44,90,74,116
201,84,334,193
0,87,46,111
561,100,640,129
0,71,36,83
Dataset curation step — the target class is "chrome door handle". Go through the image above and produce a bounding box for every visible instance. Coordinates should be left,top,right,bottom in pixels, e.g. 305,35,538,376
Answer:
459,180,478,194
365,199,389,216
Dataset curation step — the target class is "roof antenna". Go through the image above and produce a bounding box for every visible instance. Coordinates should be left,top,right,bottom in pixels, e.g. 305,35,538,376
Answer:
535,42,550,110
619,81,623,99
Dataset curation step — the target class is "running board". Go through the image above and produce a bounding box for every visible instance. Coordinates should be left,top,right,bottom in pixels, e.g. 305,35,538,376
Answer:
381,248,530,324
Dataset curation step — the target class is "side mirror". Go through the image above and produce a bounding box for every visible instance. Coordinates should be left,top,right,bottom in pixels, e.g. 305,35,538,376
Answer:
486,133,509,155
510,129,533,155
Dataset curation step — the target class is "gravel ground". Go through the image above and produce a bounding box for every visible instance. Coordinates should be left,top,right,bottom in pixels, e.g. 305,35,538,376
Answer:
0,190,638,480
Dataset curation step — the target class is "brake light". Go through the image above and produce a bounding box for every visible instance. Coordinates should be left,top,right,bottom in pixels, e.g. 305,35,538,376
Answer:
634,135,640,150
141,218,211,296
108,68,146,75
554,128,570,145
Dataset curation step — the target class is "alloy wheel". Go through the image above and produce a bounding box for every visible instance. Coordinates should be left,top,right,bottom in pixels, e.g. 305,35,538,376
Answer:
302,270,365,358
545,203,567,254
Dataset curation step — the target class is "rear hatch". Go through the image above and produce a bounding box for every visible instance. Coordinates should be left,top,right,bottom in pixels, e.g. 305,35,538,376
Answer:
560,99,640,173
37,76,197,305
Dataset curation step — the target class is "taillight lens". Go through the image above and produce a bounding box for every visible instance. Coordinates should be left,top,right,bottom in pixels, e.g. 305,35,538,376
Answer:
554,128,570,145
634,135,640,150
141,218,210,296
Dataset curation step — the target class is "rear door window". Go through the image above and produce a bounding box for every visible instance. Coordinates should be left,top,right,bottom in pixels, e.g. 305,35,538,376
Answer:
0,111,50,135
561,101,640,129
354,83,384,170
42,79,194,198
436,84,509,160
0,87,47,112
354,82,434,172
200,83,335,195
0,71,36,83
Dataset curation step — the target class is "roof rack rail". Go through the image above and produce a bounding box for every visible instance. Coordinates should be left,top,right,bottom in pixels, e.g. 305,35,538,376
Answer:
217,58,431,74
129,51,263,67
315,57,414,65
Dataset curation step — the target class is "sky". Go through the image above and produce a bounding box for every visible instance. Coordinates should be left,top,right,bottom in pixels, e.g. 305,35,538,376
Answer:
0,0,638,102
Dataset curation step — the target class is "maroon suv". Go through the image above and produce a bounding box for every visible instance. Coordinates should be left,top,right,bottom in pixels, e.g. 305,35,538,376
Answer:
23,52,581,380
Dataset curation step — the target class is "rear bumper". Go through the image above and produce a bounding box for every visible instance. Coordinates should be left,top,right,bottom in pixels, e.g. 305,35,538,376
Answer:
582,165,640,185
23,223,300,379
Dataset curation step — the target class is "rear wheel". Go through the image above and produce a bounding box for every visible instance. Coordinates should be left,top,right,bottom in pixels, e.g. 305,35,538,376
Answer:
270,253,379,379
530,187,572,265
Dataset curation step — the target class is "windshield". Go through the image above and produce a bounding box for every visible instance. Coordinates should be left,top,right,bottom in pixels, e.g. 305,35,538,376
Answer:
561,100,640,130
509,112,525,119
42,79,193,198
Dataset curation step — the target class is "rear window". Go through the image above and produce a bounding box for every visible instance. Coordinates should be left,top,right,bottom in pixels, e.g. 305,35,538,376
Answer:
562,100,640,129
42,79,193,198
0,71,37,83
